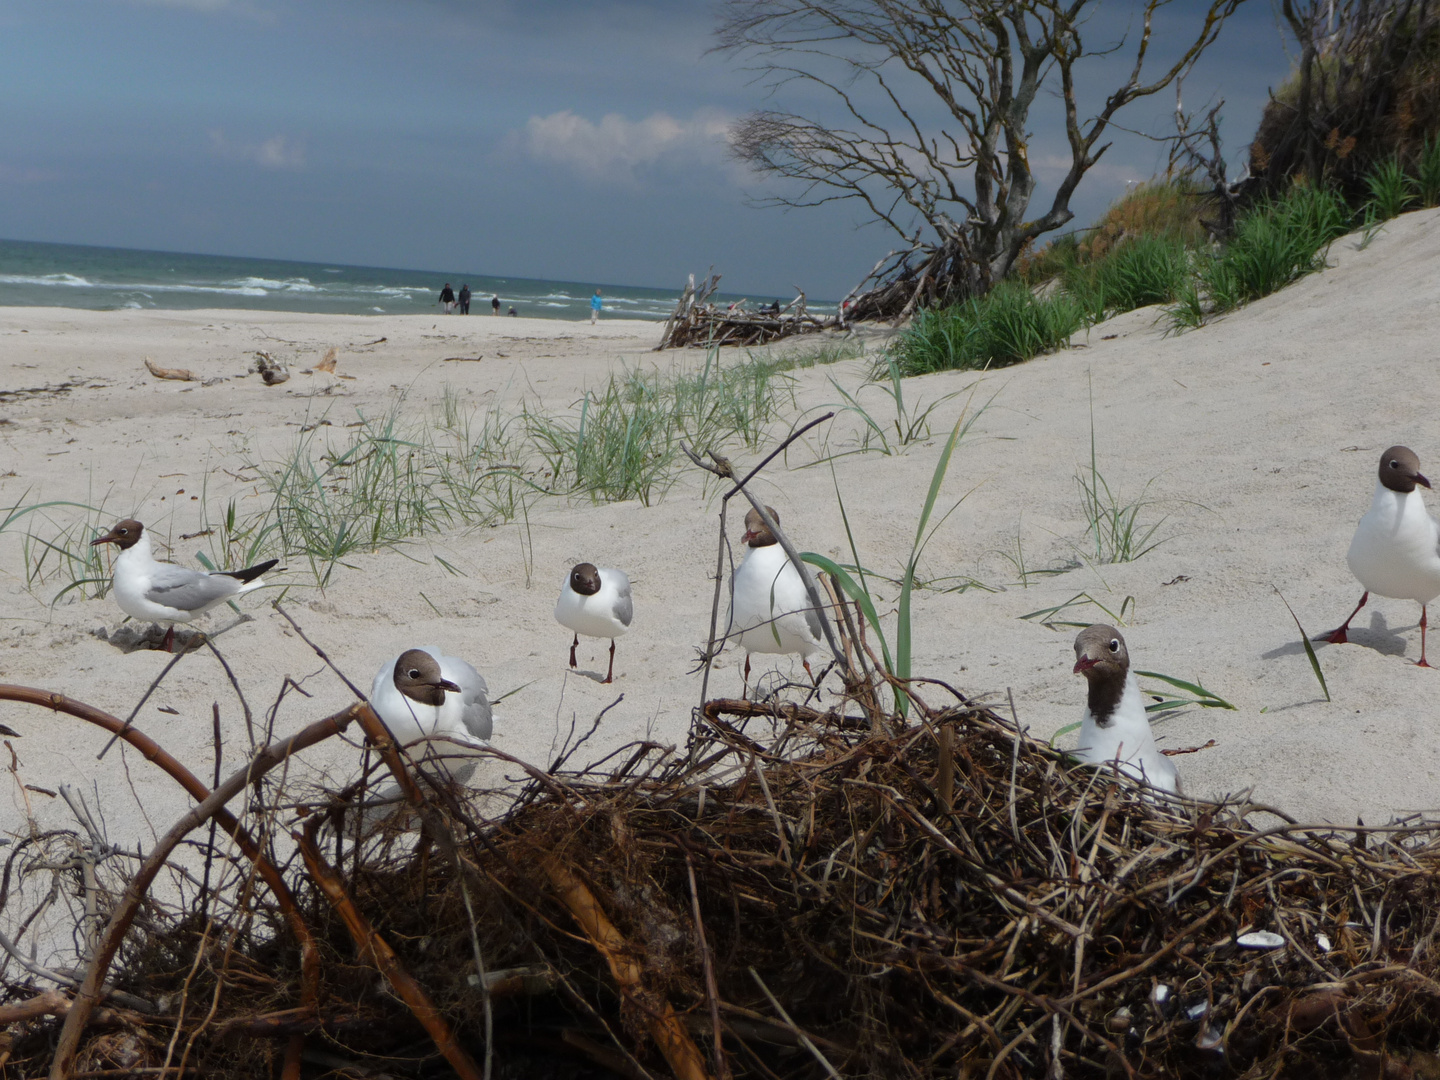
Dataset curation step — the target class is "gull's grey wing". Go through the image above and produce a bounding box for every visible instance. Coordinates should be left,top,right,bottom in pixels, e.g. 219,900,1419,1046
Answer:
462,692,493,742
457,664,493,741
802,589,824,644
429,649,493,742
145,565,238,612
612,576,634,628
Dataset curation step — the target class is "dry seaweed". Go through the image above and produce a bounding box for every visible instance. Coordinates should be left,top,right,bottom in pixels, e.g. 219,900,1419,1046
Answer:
6,658,1440,1080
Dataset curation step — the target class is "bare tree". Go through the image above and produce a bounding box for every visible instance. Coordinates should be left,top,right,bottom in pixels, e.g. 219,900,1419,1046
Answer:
718,0,1244,319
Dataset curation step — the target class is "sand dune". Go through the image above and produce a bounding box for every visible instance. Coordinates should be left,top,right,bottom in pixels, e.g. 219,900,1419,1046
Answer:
4,210,1440,864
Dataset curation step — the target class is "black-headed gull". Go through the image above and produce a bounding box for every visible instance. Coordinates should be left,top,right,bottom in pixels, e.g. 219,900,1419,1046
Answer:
369,647,493,762
1328,445,1440,667
91,519,278,652
1071,624,1180,795
728,506,823,689
554,563,632,684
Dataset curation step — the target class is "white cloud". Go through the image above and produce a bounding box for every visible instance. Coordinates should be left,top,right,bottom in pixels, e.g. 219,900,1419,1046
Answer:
209,130,306,170
519,109,732,184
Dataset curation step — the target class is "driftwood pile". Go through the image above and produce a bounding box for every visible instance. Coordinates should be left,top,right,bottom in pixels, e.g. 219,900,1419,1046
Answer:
7,636,1440,1077
656,272,831,349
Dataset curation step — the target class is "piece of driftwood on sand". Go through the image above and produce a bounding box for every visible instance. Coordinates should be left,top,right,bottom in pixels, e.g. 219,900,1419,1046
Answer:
142,356,197,382
656,272,830,349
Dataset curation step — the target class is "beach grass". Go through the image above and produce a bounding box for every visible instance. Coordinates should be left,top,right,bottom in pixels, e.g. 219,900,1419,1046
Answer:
10,348,801,595
803,389,989,715
1063,233,1191,318
1170,183,1351,329
890,281,1085,376
1363,155,1419,221
1076,382,1169,564
1418,137,1440,207
818,356,960,458
528,352,795,504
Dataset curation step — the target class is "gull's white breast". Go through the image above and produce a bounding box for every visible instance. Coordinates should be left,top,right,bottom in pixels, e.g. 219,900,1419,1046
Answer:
730,544,822,657
554,569,633,640
1074,671,1179,795
1346,483,1440,604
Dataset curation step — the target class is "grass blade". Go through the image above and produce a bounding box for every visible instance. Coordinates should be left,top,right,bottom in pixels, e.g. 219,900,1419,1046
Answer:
800,552,894,675
1134,670,1236,710
1276,588,1330,702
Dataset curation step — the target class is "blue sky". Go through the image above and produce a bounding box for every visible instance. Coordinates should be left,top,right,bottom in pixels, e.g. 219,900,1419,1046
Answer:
0,0,1295,298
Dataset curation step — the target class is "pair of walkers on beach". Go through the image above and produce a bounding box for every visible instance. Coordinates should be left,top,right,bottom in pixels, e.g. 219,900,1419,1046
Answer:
439,283,471,314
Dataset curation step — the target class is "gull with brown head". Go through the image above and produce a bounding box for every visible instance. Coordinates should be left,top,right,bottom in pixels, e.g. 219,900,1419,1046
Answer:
1070,624,1180,796
554,562,633,683
91,519,279,652
1327,445,1440,666
728,505,825,691
369,647,493,775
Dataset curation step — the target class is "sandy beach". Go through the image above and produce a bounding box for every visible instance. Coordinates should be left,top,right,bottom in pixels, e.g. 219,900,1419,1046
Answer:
4,209,1440,869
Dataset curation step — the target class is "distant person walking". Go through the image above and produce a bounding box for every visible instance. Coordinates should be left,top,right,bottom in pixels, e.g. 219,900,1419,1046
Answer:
439,283,455,314
491,294,500,315
458,284,471,314
590,289,603,325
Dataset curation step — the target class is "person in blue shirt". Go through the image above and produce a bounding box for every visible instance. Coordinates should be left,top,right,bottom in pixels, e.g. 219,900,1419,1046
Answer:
590,289,603,325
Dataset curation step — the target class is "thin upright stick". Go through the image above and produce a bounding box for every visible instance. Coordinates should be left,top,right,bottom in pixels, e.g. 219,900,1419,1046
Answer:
96,650,188,760
682,412,847,701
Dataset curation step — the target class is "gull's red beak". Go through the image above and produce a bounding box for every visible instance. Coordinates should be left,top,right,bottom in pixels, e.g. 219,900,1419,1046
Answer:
437,679,462,694
90,531,119,547
1417,472,1432,490
1073,655,1098,674
742,529,757,545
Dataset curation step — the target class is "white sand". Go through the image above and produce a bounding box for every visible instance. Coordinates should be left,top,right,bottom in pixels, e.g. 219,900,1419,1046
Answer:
4,210,1440,863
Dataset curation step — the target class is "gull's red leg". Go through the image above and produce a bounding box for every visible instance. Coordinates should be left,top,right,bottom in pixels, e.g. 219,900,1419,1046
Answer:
604,639,616,684
1419,606,1432,668
1326,592,1368,644
569,633,579,669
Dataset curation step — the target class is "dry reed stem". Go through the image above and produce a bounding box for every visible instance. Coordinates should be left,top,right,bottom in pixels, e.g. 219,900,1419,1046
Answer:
540,855,714,1080
295,824,484,1080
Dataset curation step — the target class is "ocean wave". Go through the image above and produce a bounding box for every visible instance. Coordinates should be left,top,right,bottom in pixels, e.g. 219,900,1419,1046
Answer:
229,276,321,292
0,272,93,287
125,283,269,297
351,286,424,297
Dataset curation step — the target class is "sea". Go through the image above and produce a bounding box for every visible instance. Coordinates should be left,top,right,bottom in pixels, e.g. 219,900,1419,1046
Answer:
0,237,776,321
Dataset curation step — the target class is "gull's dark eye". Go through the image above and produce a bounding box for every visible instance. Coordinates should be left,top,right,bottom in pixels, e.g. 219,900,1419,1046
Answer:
1390,460,1401,469
408,668,421,679
1109,639,1119,652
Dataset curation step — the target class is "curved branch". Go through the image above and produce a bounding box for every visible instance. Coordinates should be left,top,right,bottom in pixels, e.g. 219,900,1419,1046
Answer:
31,694,366,1079
0,683,322,1080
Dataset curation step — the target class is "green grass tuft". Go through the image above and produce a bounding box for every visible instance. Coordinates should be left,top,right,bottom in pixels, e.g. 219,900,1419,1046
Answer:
1171,183,1351,328
1063,234,1191,317
890,281,1084,376
1363,156,1419,221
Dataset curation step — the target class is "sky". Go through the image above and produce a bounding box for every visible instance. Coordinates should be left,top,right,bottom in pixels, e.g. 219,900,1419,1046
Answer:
0,0,1298,298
